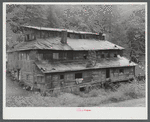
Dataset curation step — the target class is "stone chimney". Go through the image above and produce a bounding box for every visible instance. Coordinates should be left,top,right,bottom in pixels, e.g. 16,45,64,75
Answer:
99,32,103,40
61,30,67,44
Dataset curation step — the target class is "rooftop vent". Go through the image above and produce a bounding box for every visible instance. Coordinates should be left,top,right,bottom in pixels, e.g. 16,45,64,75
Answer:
102,34,106,40
99,32,103,40
114,45,117,47
52,68,55,70
41,67,46,71
61,30,67,44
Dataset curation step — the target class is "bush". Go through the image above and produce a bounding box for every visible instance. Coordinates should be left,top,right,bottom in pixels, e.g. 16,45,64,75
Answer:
7,79,145,107
72,90,80,96
116,82,145,99
50,90,63,97
89,89,99,97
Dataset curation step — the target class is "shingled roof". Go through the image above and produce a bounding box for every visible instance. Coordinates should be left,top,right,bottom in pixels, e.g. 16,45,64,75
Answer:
35,56,136,73
7,37,124,52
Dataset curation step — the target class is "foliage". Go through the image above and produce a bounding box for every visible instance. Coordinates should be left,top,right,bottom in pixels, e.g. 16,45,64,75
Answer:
126,27,145,58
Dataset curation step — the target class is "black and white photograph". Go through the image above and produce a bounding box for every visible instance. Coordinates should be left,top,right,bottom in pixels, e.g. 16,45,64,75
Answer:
3,2,147,119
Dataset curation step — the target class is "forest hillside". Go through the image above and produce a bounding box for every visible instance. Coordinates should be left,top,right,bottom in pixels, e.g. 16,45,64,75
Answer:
6,4,145,63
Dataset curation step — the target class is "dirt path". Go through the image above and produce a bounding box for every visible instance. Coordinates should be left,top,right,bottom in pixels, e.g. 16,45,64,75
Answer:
6,75,32,97
99,98,146,107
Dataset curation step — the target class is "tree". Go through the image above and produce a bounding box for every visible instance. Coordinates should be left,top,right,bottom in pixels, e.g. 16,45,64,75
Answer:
126,27,145,62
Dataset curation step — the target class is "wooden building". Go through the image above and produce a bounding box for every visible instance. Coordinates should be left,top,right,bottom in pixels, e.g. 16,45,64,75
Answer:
7,25,137,93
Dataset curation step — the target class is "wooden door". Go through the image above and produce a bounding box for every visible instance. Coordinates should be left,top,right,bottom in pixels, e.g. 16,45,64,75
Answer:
106,69,110,78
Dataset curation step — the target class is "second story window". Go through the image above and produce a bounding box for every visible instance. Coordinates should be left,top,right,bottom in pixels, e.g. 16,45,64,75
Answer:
60,75,64,79
19,53,22,60
26,53,29,60
25,34,36,41
21,53,24,60
53,53,59,59
63,52,67,59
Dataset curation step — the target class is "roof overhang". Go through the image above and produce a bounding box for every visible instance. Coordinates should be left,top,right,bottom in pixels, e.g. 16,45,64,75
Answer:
34,57,137,74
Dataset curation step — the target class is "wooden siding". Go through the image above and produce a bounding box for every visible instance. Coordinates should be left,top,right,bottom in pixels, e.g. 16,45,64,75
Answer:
7,50,135,91
20,71,34,85
21,27,99,40
44,66,135,89
37,50,123,63
7,50,123,67
22,27,61,40
110,67,134,82
7,52,19,70
36,50,122,63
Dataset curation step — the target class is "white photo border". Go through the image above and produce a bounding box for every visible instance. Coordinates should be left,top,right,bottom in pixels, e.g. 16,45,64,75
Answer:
3,2,148,120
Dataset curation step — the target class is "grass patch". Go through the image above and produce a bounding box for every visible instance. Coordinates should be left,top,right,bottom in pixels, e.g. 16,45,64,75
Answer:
6,81,145,107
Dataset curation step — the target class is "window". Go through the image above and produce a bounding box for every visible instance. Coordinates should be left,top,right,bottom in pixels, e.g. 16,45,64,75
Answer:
124,68,129,74
119,69,124,74
80,87,86,92
106,69,110,78
63,52,67,59
67,33,70,37
129,67,134,74
32,35,35,40
43,54,51,60
21,53,24,60
101,54,105,58
19,53,21,60
24,53,27,60
26,53,29,60
83,54,87,59
113,69,118,76
75,73,82,79
38,53,43,60
114,54,117,57
60,75,64,79
26,34,29,40
67,52,73,60
107,53,110,58
25,34,36,41
53,53,59,59
73,52,79,60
